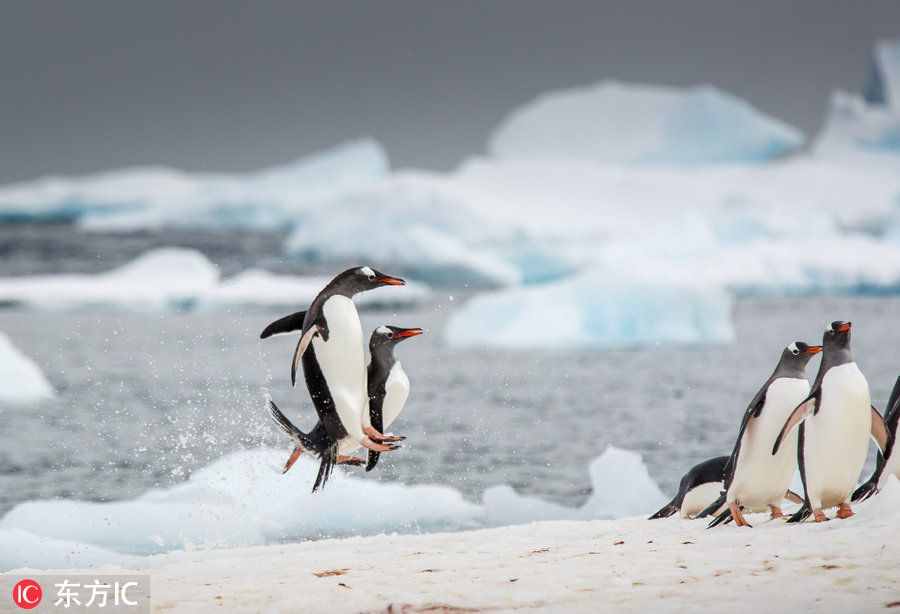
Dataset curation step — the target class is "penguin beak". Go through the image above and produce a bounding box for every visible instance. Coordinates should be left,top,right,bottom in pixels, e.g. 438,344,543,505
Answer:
376,274,406,286
804,345,823,355
835,322,851,333
393,327,424,339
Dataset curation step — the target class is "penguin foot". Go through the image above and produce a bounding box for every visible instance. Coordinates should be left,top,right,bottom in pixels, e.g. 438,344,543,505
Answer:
363,426,406,443
813,509,828,523
836,503,854,519
768,505,784,520
336,455,365,466
281,446,304,474
729,503,752,527
361,437,401,453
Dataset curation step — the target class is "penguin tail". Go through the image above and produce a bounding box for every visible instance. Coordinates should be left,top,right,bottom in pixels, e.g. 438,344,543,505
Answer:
268,399,315,450
312,441,338,493
696,493,726,519
786,505,812,524
852,479,879,503
706,507,734,529
365,450,380,473
648,497,680,520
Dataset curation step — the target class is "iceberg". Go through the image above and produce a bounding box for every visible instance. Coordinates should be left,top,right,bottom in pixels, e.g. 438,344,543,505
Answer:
489,81,804,165
0,445,666,567
0,332,54,405
0,139,387,228
867,38,900,109
0,248,220,310
443,272,734,350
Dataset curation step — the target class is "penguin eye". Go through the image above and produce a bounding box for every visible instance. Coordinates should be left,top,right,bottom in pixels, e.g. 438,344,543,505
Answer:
791,349,799,355
367,274,376,281
386,332,394,339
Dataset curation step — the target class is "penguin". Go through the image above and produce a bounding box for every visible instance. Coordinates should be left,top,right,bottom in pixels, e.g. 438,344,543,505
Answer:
772,321,890,522
260,266,406,490
853,375,900,502
270,325,423,476
364,325,423,472
703,341,822,528
649,456,729,519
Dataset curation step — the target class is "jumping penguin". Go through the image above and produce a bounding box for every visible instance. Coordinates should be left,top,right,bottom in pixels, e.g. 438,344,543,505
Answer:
260,266,406,490
853,375,900,502
704,341,822,528
772,321,890,522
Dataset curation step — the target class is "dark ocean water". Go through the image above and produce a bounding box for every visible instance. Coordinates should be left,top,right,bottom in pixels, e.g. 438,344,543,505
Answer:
0,228,895,515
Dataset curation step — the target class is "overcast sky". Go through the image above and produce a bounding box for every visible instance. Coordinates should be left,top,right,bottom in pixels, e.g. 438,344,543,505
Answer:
1,1,898,182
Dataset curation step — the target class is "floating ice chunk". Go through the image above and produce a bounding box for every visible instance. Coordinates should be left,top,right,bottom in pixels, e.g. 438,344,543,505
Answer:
444,273,734,349
0,332,54,405
198,269,432,310
490,81,803,164
0,248,220,310
0,529,139,572
0,140,387,228
814,91,900,158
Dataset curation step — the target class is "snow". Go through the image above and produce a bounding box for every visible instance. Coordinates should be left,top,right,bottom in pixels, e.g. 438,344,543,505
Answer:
0,446,666,565
444,273,735,349
6,478,899,613
0,139,387,228
0,332,54,404
489,81,804,164
0,248,220,310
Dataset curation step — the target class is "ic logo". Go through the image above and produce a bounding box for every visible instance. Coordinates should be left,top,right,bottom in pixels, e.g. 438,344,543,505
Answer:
12,578,42,610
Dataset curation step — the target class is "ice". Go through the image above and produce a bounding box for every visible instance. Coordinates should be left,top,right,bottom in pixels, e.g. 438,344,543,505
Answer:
0,140,387,228
198,269,433,310
0,332,54,405
0,529,137,571
0,248,220,310
489,81,804,164
0,445,668,567
443,272,735,349
870,38,900,109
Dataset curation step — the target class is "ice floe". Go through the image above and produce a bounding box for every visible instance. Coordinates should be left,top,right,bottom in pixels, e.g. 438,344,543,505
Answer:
0,332,54,405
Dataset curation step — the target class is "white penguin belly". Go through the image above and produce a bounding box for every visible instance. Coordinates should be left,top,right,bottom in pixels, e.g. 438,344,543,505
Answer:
728,377,809,508
311,296,367,443
381,362,410,431
680,482,723,518
804,363,871,509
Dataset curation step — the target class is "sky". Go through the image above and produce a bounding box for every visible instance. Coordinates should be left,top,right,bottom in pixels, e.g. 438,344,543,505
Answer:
1,1,899,183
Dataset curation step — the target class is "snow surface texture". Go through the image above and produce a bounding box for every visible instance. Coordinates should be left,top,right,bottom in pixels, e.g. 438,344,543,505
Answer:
0,139,386,228
489,81,804,164
0,446,664,567
0,249,431,312
0,332,54,404
444,273,735,349
5,478,899,613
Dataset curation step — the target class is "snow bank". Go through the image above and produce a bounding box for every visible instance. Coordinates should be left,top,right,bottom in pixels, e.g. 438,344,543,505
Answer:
0,332,54,404
0,446,667,567
444,273,734,349
490,81,804,164
0,248,220,310
0,140,387,228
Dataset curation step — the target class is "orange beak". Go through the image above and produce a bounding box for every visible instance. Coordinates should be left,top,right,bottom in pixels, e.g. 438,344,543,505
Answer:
835,322,851,333
394,327,424,339
805,345,823,355
377,274,406,286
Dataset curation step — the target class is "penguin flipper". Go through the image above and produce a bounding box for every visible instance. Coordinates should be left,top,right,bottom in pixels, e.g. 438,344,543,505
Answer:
852,478,880,503
312,441,338,493
697,493,726,519
291,325,320,386
260,310,307,339
772,397,816,455
870,405,890,454
365,397,385,472
784,489,804,504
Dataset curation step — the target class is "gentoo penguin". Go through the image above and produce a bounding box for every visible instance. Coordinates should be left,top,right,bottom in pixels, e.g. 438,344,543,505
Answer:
772,321,890,522
853,375,900,502
260,266,406,490
271,325,423,475
649,456,729,519
704,341,822,528
364,325,423,471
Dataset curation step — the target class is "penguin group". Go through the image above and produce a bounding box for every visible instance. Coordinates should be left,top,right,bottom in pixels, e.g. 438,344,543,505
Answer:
261,266,422,491
651,321,899,526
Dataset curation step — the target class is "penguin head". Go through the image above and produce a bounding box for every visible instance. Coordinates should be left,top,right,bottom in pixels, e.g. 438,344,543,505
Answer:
784,341,822,366
332,266,406,296
823,320,852,348
370,325,424,350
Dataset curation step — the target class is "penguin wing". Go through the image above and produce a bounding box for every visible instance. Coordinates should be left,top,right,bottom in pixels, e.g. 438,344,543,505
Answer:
722,384,768,490
365,390,386,472
260,310,307,339
870,405,890,454
291,325,320,386
772,394,817,455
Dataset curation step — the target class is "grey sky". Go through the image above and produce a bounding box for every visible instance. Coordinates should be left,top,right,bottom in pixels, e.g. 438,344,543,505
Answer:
1,1,898,183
